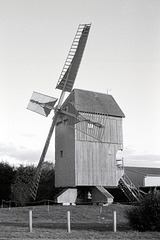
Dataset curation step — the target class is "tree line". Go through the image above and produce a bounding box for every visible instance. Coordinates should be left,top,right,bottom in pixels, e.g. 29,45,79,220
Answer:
0,161,56,206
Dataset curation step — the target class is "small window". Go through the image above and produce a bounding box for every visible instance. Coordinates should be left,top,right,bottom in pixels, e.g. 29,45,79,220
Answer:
88,123,94,129
63,119,68,125
60,150,63,158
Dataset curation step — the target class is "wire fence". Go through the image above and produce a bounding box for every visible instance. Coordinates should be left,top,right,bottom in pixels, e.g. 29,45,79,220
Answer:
0,200,119,234
1,199,56,209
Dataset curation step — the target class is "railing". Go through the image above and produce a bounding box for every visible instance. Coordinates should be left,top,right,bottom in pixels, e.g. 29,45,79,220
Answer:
116,158,124,170
118,173,145,202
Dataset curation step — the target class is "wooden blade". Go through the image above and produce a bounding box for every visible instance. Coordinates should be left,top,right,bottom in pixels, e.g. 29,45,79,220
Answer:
60,102,80,125
60,106,105,142
61,102,105,132
56,24,91,92
30,113,58,200
27,91,58,117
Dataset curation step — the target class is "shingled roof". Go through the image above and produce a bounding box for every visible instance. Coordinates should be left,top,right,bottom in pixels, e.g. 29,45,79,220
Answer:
64,89,125,118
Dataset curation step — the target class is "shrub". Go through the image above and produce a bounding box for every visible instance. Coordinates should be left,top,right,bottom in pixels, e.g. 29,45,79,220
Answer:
126,190,160,231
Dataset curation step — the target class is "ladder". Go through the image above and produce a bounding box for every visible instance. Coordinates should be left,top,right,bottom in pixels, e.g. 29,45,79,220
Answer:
56,23,91,92
30,166,42,200
118,173,145,202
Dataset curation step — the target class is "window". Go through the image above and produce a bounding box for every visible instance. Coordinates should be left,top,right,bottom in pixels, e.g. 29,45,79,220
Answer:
88,123,94,129
60,150,63,158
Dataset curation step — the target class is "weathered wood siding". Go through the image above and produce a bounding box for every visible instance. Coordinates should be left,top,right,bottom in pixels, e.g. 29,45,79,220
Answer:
75,113,124,186
55,112,124,187
75,141,123,186
55,122,75,187
76,113,123,145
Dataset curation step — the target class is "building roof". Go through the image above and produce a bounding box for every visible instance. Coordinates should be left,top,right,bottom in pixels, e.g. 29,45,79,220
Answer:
64,89,125,117
125,166,160,176
124,166,160,187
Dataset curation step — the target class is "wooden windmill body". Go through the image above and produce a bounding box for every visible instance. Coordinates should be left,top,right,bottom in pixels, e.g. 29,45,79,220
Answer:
27,24,125,204
55,89,125,204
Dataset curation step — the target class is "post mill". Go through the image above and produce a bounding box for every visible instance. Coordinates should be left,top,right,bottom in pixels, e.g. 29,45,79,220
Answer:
27,24,144,204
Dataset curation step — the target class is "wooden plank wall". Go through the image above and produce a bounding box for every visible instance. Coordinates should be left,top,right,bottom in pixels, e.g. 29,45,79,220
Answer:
76,113,123,146
55,112,124,187
75,113,124,186
55,122,76,187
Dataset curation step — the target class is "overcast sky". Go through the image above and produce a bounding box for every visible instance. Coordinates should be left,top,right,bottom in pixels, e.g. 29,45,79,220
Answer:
0,0,160,167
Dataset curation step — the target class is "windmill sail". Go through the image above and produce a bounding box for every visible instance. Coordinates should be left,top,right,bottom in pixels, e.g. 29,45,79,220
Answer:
28,23,91,201
27,91,58,117
30,114,58,200
61,102,80,125
56,24,91,92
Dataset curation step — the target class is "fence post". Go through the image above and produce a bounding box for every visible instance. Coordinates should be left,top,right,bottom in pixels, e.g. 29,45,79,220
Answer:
67,211,71,233
9,200,11,211
29,210,32,232
47,200,50,213
113,211,117,232
99,205,103,214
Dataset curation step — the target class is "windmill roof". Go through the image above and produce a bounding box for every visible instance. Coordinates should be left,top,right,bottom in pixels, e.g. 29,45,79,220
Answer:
64,89,125,117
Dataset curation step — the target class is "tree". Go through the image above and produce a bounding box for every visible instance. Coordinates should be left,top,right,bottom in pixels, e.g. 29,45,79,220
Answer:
0,161,15,204
11,162,55,205
11,165,35,206
36,162,55,200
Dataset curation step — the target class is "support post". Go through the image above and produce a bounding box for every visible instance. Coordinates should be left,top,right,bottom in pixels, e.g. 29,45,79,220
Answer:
67,211,71,233
29,210,32,233
113,211,117,232
99,205,103,214
47,200,50,213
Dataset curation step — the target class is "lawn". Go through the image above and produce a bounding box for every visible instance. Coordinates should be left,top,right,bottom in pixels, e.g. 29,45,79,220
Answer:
0,204,160,239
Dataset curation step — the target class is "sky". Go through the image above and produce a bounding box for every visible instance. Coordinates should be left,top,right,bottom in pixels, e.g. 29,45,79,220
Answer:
0,0,160,168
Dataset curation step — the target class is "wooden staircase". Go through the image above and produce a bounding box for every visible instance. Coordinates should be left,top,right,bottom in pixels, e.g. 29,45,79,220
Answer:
118,173,145,202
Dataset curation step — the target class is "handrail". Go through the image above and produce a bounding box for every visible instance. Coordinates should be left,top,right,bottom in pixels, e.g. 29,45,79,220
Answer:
119,173,144,202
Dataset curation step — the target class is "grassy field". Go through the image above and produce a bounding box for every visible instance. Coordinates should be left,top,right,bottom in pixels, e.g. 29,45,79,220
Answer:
0,204,160,239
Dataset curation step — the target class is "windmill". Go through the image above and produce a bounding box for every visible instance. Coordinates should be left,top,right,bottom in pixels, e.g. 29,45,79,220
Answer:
26,23,102,200
27,24,139,205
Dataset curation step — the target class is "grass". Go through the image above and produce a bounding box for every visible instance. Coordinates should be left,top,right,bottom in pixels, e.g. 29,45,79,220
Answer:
0,204,160,239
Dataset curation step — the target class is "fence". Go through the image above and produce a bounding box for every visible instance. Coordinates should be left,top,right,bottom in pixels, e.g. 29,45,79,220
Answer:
1,199,56,209
1,201,118,233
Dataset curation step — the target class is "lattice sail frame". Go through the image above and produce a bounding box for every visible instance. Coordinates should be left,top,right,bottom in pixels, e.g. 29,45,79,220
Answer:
56,24,91,92
27,23,92,201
